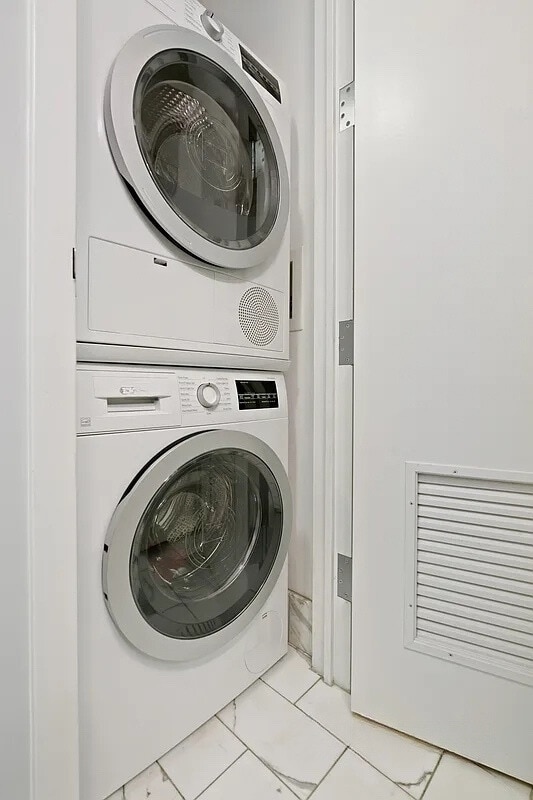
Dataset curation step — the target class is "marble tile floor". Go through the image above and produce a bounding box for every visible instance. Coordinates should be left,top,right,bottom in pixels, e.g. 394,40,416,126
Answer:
107,646,533,800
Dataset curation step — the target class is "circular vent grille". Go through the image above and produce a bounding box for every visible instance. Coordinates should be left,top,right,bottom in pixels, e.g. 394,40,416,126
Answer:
239,287,280,347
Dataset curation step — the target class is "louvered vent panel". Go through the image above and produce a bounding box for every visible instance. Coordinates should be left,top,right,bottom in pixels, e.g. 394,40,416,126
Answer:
411,471,533,680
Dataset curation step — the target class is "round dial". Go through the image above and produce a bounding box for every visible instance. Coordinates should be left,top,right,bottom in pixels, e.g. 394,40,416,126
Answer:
197,383,221,409
201,10,225,42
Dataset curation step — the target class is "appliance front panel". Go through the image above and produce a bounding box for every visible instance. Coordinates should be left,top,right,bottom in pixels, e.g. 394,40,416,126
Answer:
87,237,286,356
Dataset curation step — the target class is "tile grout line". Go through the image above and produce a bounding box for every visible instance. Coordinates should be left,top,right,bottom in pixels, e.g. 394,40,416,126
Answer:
346,750,416,799
157,743,250,800
215,714,301,798
261,674,427,796
293,674,322,704
292,673,322,705
287,683,440,799
260,670,321,706
216,679,412,797
306,746,348,798
156,760,186,799
255,679,346,748
419,751,444,800
190,749,248,800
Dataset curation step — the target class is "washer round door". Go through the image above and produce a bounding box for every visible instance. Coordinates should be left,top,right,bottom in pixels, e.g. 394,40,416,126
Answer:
105,25,289,270
102,431,292,661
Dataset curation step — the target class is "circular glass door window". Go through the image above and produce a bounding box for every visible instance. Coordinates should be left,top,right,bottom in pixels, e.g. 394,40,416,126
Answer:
133,50,281,250
129,447,284,639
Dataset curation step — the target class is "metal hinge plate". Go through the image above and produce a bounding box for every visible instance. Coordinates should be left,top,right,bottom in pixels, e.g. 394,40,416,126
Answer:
339,319,354,365
337,554,352,602
339,81,355,131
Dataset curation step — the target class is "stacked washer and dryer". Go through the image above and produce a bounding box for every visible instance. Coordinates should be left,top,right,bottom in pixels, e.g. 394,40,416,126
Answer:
76,1,293,798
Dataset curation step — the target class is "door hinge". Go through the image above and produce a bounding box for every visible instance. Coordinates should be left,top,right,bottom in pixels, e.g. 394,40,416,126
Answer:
337,554,352,602
339,81,355,131
72,247,76,280
339,319,354,365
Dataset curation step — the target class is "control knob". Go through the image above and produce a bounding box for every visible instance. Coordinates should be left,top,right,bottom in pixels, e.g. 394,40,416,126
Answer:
197,382,221,409
200,10,225,41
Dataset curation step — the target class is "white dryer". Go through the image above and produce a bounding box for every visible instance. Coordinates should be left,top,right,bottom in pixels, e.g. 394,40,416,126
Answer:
77,0,291,369
77,364,292,800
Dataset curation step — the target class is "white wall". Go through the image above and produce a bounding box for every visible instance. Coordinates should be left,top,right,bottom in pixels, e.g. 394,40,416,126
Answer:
0,2,79,798
29,0,78,794
1,3,31,797
208,0,316,599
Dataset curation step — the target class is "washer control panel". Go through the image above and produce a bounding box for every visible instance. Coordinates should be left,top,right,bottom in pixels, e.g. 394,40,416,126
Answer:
178,374,233,415
177,371,284,419
77,366,287,432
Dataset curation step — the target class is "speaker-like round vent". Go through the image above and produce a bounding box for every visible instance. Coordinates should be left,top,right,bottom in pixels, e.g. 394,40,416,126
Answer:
239,287,280,347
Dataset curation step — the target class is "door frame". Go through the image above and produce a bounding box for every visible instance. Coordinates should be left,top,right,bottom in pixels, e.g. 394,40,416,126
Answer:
312,0,355,687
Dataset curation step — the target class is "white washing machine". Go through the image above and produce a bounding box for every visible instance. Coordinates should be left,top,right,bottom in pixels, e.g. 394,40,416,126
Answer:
77,364,292,800
77,0,291,370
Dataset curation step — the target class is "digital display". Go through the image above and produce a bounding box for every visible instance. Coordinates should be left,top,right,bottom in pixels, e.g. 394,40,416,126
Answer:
240,46,282,104
236,380,279,410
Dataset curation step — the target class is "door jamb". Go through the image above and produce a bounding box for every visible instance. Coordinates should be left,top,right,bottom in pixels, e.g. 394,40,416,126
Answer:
312,0,340,683
312,0,355,686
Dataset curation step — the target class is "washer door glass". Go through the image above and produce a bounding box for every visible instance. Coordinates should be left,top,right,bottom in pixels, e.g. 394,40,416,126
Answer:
129,447,283,639
133,49,280,251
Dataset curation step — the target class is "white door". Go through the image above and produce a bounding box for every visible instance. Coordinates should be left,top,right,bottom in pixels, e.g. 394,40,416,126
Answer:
352,0,533,783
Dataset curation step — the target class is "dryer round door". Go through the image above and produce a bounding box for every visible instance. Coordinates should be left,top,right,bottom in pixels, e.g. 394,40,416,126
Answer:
102,430,292,661
105,25,289,270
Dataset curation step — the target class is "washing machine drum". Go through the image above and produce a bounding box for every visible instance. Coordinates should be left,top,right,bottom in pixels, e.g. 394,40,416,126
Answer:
105,25,290,270
102,431,292,661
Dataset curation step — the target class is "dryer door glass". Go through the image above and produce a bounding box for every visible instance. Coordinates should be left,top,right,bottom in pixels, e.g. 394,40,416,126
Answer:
129,447,284,639
133,50,280,251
